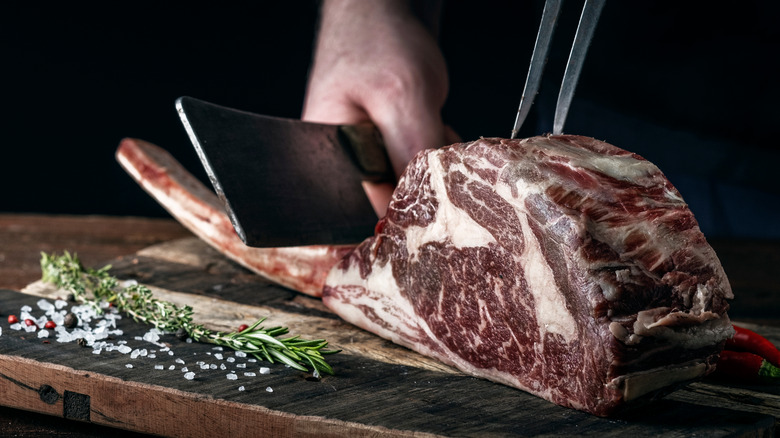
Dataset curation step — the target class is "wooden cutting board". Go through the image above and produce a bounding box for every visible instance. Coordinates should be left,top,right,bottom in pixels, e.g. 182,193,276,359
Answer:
1,237,778,437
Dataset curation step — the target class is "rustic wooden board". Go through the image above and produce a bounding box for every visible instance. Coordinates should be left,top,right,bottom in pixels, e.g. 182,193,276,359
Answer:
1,237,778,437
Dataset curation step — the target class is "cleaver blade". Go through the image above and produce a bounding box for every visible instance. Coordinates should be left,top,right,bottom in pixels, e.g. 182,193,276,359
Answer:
176,96,392,248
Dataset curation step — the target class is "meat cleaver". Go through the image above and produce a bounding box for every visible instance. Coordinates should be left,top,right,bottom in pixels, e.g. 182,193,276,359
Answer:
176,96,393,248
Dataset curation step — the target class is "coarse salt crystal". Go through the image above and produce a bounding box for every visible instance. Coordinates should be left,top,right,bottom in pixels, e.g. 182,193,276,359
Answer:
186,338,192,343
247,359,257,363
55,299,68,309
175,358,185,364
37,299,54,311
155,365,164,370
181,367,189,372
130,349,141,359
169,365,176,370
266,387,273,393
148,354,156,359
126,364,133,369
24,325,37,333
259,367,270,375
118,345,132,354
168,351,175,356
226,373,238,381
122,279,138,287
226,357,235,363
238,386,245,391
220,364,227,370
236,363,246,369
212,346,223,351
214,353,223,360
200,364,210,370
37,330,49,338
184,372,195,380
244,372,256,377
9,323,21,331
20,305,32,313
139,349,148,357
235,351,247,358
210,364,217,370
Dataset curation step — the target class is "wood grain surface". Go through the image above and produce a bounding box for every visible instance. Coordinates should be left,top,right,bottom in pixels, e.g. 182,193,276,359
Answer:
1,214,779,437
1,236,779,436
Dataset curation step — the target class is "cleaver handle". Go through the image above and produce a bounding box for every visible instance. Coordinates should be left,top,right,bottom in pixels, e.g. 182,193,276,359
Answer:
338,123,394,182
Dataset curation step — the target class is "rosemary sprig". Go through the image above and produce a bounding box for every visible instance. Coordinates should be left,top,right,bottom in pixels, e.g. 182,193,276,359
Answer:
40,252,339,376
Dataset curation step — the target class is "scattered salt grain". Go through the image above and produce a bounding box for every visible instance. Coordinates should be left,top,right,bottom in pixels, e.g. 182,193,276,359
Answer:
214,353,223,360
122,279,138,287
168,351,175,356
148,354,156,359
0,327,2,336
181,367,189,372
134,336,143,341
55,299,68,310
210,364,217,370
142,329,161,343
186,338,192,343
175,358,185,364
154,365,164,370
37,299,54,312
24,325,37,333
238,386,245,391
38,330,49,339
226,373,238,381
247,359,257,363
9,323,21,331
130,349,141,359
184,372,195,380
200,364,210,370
244,372,256,377
169,365,175,370
139,348,148,357
226,357,235,363
234,351,247,358
212,346,223,351
220,364,227,370
126,364,133,369
259,367,270,375
20,305,32,313
236,363,246,369
118,345,132,354
266,387,273,393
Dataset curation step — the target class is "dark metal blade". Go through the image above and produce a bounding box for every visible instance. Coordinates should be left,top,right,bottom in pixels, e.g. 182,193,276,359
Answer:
176,96,391,247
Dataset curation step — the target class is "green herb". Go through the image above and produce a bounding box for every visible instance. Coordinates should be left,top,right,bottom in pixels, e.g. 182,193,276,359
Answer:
40,252,339,376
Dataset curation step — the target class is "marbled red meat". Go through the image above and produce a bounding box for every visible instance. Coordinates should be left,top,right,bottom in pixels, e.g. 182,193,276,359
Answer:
118,134,734,416
322,135,733,416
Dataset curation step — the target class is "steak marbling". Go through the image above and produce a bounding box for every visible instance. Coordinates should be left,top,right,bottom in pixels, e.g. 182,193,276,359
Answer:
322,135,733,416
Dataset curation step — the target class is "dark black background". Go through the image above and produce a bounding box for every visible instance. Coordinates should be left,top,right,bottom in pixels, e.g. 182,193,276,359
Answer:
2,2,779,238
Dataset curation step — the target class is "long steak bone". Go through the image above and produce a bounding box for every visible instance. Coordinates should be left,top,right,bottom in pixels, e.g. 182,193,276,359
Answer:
115,138,354,297
117,135,734,417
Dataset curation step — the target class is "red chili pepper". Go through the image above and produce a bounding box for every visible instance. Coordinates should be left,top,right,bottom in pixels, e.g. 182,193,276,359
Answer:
44,321,57,329
7,315,18,324
712,350,780,384
237,324,249,333
726,325,780,367
24,319,37,328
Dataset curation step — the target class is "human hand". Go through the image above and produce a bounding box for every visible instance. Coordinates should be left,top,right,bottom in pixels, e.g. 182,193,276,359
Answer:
302,0,457,216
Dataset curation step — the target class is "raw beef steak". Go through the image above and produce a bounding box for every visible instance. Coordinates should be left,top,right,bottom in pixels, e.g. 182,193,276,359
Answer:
322,134,734,416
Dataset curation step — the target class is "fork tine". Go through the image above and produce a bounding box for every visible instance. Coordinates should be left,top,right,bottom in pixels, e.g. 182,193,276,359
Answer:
552,0,606,135
510,0,563,139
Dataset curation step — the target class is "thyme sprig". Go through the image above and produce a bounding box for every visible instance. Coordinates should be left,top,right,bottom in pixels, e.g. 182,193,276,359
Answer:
40,252,339,376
